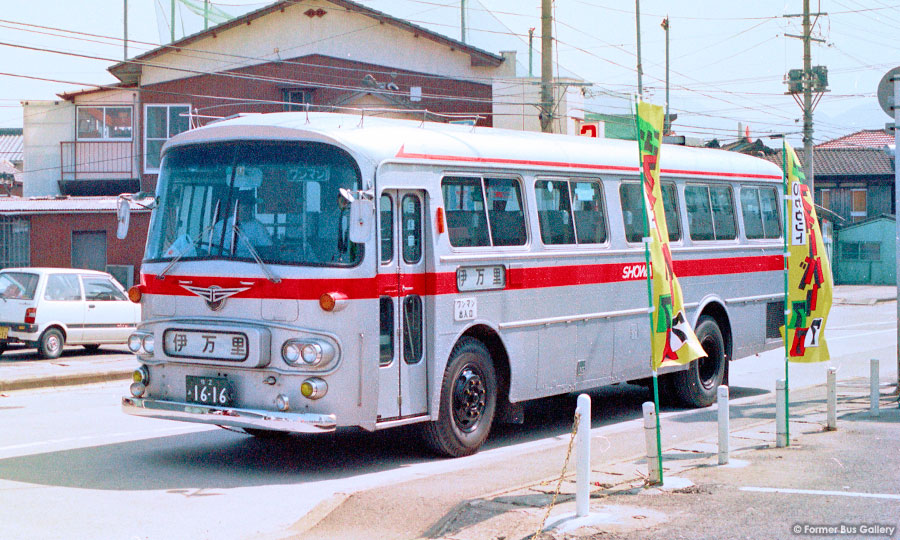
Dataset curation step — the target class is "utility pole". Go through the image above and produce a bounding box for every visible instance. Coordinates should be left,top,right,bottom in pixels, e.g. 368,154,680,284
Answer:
802,0,813,189
540,0,553,133
124,0,128,60
528,27,534,77
460,0,467,44
635,0,643,96
661,16,669,133
785,1,827,191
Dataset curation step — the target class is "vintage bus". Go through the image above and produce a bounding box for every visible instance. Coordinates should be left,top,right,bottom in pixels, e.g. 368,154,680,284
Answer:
121,112,784,457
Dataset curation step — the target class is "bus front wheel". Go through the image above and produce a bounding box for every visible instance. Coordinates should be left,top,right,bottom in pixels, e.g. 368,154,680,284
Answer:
671,316,726,408
423,337,497,457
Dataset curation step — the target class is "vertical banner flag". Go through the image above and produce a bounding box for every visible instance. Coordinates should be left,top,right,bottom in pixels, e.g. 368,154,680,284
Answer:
781,142,833,363
636,101,706,370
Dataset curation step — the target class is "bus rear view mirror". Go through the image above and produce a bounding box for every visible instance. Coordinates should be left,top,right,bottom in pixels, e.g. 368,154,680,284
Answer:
116,196,131,239
349,198,374,244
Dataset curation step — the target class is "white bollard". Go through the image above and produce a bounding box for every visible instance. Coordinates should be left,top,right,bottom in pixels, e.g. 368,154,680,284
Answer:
575,393,591,517
826,367,837,431
776,379,787,448
717,385,729,465
642,401,660,484
871,359,880,417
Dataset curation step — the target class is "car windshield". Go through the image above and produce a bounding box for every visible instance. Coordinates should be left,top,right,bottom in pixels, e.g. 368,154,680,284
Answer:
145,141,363,267
0,272,39,300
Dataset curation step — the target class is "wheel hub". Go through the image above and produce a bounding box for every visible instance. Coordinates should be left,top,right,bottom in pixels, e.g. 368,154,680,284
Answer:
452,366,486,432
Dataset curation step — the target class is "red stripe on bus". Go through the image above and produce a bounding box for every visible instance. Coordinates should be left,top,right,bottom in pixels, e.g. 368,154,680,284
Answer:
140,255,782,300
394,147,782,181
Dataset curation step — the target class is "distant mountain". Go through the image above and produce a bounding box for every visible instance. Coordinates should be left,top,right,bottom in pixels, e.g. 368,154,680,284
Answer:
816,100,892,142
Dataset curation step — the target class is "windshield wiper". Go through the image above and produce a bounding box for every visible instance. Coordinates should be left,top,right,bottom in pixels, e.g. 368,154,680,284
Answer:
231,221,281,284
156,202,221,280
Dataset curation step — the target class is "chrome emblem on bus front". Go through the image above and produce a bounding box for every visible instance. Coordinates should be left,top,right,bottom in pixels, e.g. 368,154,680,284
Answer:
181,284,251,311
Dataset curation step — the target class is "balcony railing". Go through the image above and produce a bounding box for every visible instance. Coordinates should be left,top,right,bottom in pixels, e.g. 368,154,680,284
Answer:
60,140,136,181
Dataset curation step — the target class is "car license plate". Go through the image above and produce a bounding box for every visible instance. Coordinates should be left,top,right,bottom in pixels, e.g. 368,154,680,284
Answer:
185,376,233,406
0,327,7,339
164,329,249,361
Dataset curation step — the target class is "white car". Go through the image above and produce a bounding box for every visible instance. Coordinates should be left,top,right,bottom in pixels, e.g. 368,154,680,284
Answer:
0,267,141,359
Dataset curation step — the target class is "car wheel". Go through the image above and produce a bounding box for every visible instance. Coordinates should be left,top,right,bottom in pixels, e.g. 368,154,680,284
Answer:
671,316,726,408
423,337,497,457
38,328,65,359
83,344,101,352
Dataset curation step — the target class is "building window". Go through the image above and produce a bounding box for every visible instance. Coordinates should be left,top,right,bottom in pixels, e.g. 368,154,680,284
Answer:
144,104,191,173
76,106,133,140
841,241,880,261
818,188,831,210
0,216,30,268
851,189,867,222
282,89,312,112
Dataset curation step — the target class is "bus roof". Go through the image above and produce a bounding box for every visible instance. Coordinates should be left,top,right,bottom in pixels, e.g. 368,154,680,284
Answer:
163,112,784,182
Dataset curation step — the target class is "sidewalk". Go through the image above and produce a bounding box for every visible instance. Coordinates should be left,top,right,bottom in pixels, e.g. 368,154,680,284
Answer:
0,347,138,392
278,379,900,540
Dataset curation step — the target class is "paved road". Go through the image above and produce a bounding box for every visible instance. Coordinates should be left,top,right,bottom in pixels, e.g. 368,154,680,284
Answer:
0,301,896,540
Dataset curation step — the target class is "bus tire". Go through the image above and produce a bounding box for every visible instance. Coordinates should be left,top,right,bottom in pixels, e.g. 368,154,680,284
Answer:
672,316,726,408
423,337,497,457
38,328,65,359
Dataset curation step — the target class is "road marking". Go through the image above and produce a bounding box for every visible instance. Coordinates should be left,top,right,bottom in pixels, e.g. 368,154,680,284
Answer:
740,486,900,500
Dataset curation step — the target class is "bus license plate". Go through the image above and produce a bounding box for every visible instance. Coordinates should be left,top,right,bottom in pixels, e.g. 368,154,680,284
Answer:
185,376,233,406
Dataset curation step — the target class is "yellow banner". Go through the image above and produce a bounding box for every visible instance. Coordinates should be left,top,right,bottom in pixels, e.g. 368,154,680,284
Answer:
781,142,832,362
636,101,705,370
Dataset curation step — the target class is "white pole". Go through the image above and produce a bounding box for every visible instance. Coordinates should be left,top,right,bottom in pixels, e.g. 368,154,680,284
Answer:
826,367,837,430
871,359,880,417
717,385,729,465
576,393,591,517
642,401,660,483
776,379,787,447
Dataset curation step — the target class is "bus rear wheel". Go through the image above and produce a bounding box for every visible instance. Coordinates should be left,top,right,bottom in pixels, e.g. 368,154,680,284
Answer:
423,337,497,457
671,316,726,408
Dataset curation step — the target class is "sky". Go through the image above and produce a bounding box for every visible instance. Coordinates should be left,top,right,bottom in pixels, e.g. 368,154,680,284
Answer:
1,0,897,147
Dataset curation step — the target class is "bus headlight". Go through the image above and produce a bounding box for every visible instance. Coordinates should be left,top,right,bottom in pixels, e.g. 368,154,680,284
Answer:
142,335,155,354
281,339,334,368
127,333,143,353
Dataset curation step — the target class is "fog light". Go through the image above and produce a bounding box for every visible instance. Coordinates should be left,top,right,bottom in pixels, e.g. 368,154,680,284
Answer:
127,334,143,353
132,365,149,385
275,394,290,411
130,382,146,397
300,378,327,400
142,334,155,354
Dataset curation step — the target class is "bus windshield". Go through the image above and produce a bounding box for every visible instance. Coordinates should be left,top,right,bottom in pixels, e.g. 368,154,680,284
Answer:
145,141,363,267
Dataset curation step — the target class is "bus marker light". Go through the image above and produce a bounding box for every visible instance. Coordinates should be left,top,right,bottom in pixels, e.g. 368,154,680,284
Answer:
133,365,149,384
436,207,445,234
319,292,348,312
300,378,327,400
128,286,143,303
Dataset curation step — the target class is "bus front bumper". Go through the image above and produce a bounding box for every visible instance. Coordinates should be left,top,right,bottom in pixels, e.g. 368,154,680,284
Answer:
122,396,337,434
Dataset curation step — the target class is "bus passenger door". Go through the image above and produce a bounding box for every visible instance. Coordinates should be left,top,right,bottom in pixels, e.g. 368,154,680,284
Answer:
377,190,428,421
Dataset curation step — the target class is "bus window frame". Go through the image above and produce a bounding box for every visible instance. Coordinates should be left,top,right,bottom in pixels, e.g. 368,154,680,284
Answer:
440,173,528,250
618,179,683,245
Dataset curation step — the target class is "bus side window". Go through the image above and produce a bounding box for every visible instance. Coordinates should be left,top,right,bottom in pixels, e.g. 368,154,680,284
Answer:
379,296,393,366
570,180,607,244
441,177,490,247
618,183,643,242
710,185,736,240
661,183,681,241
741,187,765,239
685,184,715,241
759,187,782,238
535,180,575,245
380,194,393,264
485,177,526,246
